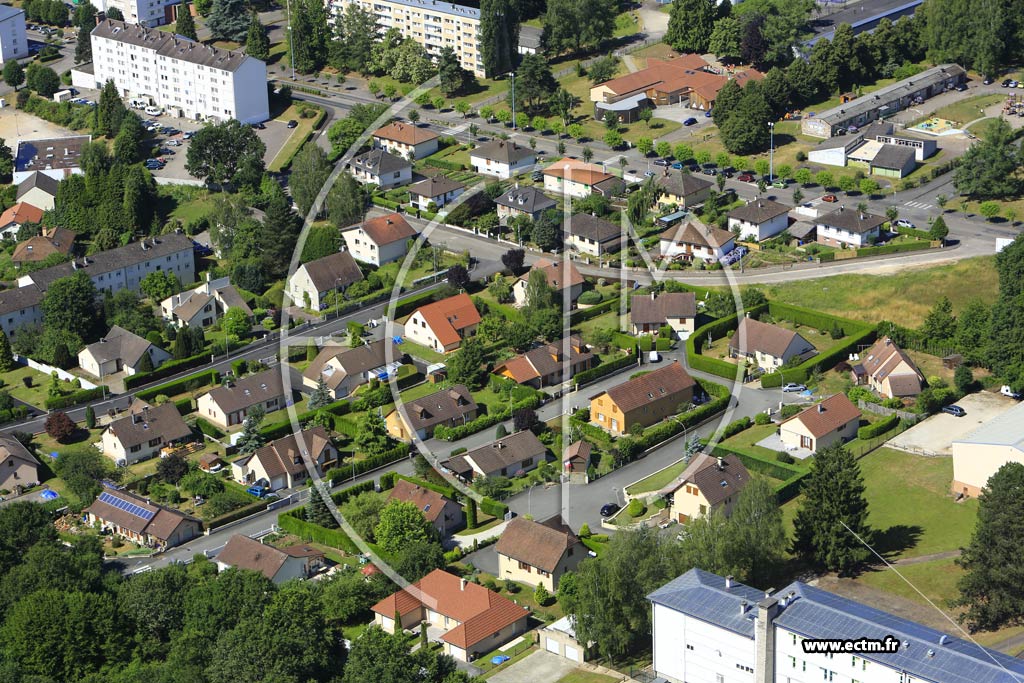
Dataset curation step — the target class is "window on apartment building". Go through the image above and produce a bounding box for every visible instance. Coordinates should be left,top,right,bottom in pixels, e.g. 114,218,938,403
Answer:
130,445,142,453
686,644,694,651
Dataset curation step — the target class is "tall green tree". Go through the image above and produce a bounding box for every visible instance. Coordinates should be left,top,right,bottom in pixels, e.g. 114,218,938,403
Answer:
954,117,1021,200
987,235,1024,385
792,443,872,575
921,295,957,342
96,79,127,138
290,142,331,218
479,0,519,78
374,499,438,554
332,4,378,74
185,119,266,187
0,330,14,372
234,404,266,454
176,4,199,41
41,271,102,344
511,53,556,115
306,482,337,528
74,23,92,63
446,337,487,389
708,17,742,61
543,0,617,56
207,0,250,41
2,60,23,91
955,462,1024,631
437,46,471,96
354,411,391,456
666,0,716,53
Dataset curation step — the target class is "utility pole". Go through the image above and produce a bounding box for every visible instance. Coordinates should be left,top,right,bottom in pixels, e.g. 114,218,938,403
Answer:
509,72,516,130
768,121,775,183
286,0,295,81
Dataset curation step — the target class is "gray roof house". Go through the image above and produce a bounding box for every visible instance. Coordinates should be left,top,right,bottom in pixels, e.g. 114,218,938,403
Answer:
565,213,622,257
816,206,887,248
78,325,171,378
348,148,413,189
493,186,557,223
386,385,478,440
445,430,548,481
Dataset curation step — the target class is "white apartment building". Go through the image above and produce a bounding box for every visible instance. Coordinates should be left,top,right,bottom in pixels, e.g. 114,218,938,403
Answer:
0,5,28,62
650,568,1024,683
89,19,269,124
326,0,484,77
91,0,183,27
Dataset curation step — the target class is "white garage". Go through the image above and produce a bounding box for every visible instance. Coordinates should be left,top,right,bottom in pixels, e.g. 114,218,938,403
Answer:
541,616,588,663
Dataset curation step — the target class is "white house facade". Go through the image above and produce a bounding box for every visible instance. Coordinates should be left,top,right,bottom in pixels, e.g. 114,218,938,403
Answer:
0,6,28,62
91,0,183,27
90,19,269,124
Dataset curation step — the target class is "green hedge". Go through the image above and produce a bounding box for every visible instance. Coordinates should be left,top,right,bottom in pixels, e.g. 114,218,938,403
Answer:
638,336,653,352
195,418,225,439
655,338,673,351
611,331,637,350
480,497,508,518
205,499,267,530
329,479,377,505
174,397,194,415
395,473,457,500
708,443,805,482
760,372,786,388
573,352,638,387
433,394,542,441
858,414,899,440
324,443,411,483
818,252,836,262
136,369,221,402
124,352,216,390
259,400,353,440
423,157,465,172
392,290,439,319
279,510,359,553
570,298,619,323
45,387,104,410
773,471,809,504
371,196,401,210
856,241,933,258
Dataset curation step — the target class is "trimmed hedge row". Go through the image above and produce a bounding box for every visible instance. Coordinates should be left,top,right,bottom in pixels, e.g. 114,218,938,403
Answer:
394,473,458,500
329,479,376,505
136,369,221,402
480,497,508,518
123,351,215,390
707,444,805,482
573,352,638,387
196,418,225,439
655,338,673,351
174,397,193,415
855,240,934,258
45,387,104,410
206,499,268,530
570,298,619,323
258,400,353,441
324,443,412,482
858,414,899,440
371,196,401,210
392,289,439,319
279,510,359,553
433,394,542,441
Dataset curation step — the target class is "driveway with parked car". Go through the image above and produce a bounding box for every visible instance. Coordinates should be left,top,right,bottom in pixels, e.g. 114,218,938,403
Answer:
886,392,1019,456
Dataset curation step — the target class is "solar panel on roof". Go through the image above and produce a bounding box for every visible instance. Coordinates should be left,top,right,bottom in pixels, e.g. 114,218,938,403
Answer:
98,491,155,520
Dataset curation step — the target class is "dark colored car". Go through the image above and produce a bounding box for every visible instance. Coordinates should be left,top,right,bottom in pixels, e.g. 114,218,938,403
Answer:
287,120,299,128
531,170,543,181
942,405,967,417
737,173,755,182
683,117,698,126
252,122,266,129
955,84,967,92
822,194,838,202
600,503,620,517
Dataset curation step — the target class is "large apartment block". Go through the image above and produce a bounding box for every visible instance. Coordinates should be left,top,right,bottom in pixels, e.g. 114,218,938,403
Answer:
0,5,28,62
326,0,484,77
90,0,183,27
88,19,269,124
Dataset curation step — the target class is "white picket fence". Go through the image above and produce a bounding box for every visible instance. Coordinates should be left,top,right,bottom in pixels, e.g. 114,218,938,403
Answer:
15,355,97,390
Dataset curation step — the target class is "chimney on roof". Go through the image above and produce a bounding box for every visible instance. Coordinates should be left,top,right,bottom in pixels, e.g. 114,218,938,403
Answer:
460,578,467,591
725,575,733,589
717,457,724,470
817,404,824,413
885,338,891,346
740,600,748,615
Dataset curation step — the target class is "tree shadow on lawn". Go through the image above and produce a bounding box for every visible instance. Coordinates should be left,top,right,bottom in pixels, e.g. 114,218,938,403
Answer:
871,523,923,560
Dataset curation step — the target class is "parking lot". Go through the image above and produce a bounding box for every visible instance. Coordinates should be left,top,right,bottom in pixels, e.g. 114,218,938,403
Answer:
887,392,1019,456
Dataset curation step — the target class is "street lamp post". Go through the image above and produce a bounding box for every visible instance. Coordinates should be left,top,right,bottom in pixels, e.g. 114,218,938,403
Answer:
286,0,295,81
510,72,517,130
768,122,775,183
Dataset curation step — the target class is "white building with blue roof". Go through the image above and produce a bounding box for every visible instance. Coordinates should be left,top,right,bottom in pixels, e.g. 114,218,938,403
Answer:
649,568,1024,683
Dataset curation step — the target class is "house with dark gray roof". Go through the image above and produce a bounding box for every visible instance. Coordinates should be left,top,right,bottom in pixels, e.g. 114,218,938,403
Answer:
729,316,816,371
495,516,582,591
470,140,535,179
197,369,289,429
655,172,713,208
869,143,917,178
650,568,1024,683
86,485,201,549
302,339,405,398
727,199,791,242
216,534,325,583
230,427,337,491
816,206,887,248
287,251,364,312
0,285,44,340
630,291,696,338
13,135,90,184
78,325,171,378
589,361,696,435
0,433,40,493
101,400,194,465
661,453,749,523
444,430,548,481
494,186,557,223
15,171,60,211
565,213,622,257
409,176,466,210
348,148,412,189
160,275,253,329
385,385,478,441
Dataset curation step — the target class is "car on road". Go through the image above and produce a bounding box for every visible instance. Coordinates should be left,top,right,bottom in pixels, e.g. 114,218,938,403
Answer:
772,180,787,189
251,122,266,129
782,383,807,393
822,194,838,202
671,161,683,169
653,159,670,167
984,78,993,85
145,106,163,116
286,119,299,128
644,170,655,177
683,117,698,126
166,139,182,146
737,173,755,182
895,219,916,229
600,503,620,517
942,405,967,417
1003,79,1013,87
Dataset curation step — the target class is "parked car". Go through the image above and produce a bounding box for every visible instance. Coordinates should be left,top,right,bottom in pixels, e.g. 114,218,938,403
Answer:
247,485,268,498
1003,79,1013,87
145,105,163,116
649,350,660,362
683,117,698,126
251,122,266,129
772,180,787,189
942,405,967,417
158,148,175,155
782,383,807,393
704,110,713,117
737,173,755,182
531,170,543,181
287,119,299,128
955,84,968,92
653,159,670,167
822,194,838,202
644,170,655,177
183,131,194,140
1001,385,1022,399
166,139,182,147
984,78,994,85
600,503,620,517
702,166,718,176
687,164,701,173
895,219,915,229
671,162,684,170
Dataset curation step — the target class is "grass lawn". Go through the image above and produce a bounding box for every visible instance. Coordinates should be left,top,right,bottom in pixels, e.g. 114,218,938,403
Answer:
859,447,977,559
761,256,998,328
419,143,472,171
397,339,446,364
625,458,687,495
614,11,640,38
268,104,320,172
719,424,803,468
628,42,677,69
857,557,962,608
557,672,620,683
5,365,78,409
926,93,1006,127
572,309,626,338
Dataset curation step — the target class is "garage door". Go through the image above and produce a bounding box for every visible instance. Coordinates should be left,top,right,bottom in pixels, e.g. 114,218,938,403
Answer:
545,638,560,654
564,645,580,662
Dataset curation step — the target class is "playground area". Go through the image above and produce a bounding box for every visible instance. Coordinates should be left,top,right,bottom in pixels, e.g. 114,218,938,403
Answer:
910,118,961,136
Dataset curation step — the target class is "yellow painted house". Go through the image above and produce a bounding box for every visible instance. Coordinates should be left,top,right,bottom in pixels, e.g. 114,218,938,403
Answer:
662,454,749,524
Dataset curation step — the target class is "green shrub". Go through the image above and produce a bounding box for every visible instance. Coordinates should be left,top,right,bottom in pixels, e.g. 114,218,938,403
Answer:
857,414,899,440
626,498,644,517
721,416,752,438
779,404,803,419
577,290,602,305
776,451,795,464
754,412,772,425
505,579,520,593
479,497,508,518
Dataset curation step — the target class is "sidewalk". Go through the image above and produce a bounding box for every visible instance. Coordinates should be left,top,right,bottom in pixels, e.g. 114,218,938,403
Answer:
453,520,509,548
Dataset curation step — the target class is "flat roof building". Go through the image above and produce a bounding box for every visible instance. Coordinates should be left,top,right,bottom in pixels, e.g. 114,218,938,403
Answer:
13,136,91,185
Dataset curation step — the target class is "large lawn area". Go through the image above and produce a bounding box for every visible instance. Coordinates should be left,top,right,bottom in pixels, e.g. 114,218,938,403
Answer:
268,104,321,172
926,93,1007,127
857,557,962,608
5,365,78,409
858,447,977,559
761,256,999,327
557,672,620,683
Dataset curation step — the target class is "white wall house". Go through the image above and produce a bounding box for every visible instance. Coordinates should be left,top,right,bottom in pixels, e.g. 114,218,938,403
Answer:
0,5,28,62
341,213,416,267
90,19,269,124
727,199,790,242
287,251,364,311
408,176,465,211
91,0,183,27
816,207,886,248
470,140,535,179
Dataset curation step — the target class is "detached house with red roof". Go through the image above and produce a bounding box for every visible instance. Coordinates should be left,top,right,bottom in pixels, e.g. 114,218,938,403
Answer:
779,393,862,454
495,517,583,592
511,259,585,307
851,337,925,399
372,568,530,661
387,478,465,536
372,122,440,160
543,158,625,200
404,292,481,353
342,213,417,267
0,202,45,238
589,361,697,435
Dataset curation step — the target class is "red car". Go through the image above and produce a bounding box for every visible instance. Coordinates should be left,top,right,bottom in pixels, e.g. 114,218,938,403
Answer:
737,173,755,182
822,194,838,202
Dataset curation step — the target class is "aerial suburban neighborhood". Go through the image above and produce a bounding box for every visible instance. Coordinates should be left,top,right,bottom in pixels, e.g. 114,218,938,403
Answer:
0,0,1022,681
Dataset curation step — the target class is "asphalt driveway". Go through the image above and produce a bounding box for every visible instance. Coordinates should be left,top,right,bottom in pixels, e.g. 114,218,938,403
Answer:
487,651,578,683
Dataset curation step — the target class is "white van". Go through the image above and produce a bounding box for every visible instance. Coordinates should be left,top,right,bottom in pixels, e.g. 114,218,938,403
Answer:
129,98,148,109
649,350,660,363
1001,385,1021,399
145,105,164,116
